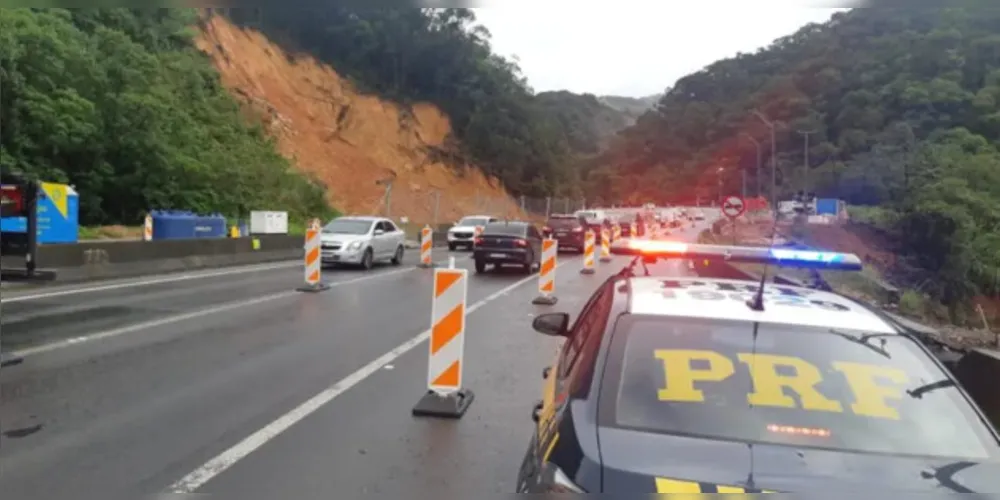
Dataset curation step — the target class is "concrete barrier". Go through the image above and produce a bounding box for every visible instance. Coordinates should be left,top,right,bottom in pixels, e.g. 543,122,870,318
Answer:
950,349,1000,431
3,235,304,284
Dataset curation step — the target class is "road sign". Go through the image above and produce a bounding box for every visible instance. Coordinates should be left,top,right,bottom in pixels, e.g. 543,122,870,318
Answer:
722,195,746,219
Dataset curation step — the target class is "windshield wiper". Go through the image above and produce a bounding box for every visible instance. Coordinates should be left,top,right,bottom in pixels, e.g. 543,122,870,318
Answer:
828,329,893,359
907,379,957,399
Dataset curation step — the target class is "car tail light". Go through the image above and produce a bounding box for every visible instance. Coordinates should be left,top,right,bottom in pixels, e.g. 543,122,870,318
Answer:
571,227,582,232
542,226,551,233
514,238,528,247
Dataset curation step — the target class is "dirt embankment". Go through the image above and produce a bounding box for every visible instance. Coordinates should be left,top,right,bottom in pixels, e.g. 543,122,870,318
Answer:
194,15,522,223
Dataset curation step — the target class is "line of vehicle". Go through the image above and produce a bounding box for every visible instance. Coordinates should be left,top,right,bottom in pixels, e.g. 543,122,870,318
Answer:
167,259,573,494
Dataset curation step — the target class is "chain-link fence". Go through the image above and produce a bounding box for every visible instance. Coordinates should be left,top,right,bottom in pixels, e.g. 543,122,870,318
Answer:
335,182,591,240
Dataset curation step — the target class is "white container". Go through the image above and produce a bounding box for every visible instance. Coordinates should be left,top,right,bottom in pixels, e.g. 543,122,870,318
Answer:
250,211,289,234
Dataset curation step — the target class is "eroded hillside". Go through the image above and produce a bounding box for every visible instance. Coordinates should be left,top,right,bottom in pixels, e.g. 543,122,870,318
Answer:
195,15,523,224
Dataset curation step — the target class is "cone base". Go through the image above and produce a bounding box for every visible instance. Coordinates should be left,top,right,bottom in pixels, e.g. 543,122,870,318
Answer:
599,257,612,263
417,262,438,269
1,352,25,368
532,295,558,305
412,389,475,419
296,282,331,293
580,268,595,275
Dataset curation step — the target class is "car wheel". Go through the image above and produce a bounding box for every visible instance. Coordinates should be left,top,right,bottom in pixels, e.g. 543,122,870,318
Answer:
474,259,486,273
448,243,457,251
391,245,404,265
361,248,374,270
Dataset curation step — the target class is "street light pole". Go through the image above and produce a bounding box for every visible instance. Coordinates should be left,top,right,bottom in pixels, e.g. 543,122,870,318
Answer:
752,109,778,210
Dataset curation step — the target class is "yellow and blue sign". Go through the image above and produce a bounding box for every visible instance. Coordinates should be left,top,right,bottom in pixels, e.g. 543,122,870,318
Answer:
0,182,79,243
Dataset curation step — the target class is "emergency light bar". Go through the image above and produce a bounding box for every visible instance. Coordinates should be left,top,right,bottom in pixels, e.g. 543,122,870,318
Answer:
609,239,863,271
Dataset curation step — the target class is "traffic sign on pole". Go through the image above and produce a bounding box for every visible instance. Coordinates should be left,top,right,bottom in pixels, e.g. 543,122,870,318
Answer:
721,195,746,219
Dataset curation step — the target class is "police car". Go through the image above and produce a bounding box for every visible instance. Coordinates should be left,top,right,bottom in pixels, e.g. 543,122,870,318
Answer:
517,240,1000,494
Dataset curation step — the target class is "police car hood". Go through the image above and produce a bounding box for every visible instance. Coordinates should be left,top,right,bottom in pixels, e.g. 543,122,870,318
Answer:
598,427,1000,493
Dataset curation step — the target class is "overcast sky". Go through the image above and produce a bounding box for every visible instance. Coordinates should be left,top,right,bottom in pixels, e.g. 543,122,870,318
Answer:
473,3,851,97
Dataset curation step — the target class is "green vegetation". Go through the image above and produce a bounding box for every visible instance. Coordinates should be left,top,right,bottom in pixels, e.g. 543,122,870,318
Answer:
534,91,631,155
596,6,1000,308
0,8,331,226
597,94,661,123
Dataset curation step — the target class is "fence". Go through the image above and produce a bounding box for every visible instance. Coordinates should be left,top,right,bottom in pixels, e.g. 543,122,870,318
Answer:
342,183,590,228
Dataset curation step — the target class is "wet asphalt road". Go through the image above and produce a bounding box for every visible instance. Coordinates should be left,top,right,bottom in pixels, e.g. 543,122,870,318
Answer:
0,223,709,500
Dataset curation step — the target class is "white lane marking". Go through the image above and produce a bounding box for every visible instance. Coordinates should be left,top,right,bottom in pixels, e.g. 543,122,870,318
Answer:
2,252,467,304
9,265,429,358
168,260,573,494
1,261,301,303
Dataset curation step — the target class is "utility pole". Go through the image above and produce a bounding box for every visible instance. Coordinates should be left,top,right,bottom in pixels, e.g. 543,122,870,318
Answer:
797,129,817,194
752,110,778,209
741,133,762,198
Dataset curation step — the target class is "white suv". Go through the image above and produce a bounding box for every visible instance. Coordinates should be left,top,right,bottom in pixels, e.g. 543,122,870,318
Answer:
447,215,497,251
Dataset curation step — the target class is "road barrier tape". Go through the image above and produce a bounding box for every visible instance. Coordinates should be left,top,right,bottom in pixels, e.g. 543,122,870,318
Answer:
580,230,596,275
533,238,558,305
426,266,468,395
418,225,434,268
600,228,612,262
143,214,153,241
296,219,329,293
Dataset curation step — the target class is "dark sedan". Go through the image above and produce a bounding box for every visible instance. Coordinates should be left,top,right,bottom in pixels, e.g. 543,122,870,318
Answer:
473,221,543,274
543,214,587,252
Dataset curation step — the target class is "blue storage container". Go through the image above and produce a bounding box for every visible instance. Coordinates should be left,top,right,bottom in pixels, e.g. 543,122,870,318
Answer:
151,210,197,240
193,213,227,238
0,182,80,243
816,198,839,215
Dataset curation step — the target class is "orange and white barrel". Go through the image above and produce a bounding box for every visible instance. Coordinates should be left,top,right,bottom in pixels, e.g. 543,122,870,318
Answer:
534,238,558,304
600,228,611,262
303,219,321,286
580,230,595,274
143,214,153,241
419,225,433,267
427,267,468,395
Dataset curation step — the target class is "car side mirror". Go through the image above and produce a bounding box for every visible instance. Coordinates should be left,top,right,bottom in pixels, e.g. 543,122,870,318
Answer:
374,229,385,236
532,312,569,337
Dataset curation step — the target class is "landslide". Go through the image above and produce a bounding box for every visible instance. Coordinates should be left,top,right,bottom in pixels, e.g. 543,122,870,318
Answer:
194,15,523,223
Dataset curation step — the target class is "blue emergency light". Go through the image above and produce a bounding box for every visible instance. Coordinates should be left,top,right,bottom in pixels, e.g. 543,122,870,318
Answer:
610,239,863,271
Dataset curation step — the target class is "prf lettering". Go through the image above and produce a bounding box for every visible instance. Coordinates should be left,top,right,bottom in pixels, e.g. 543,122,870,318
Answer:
653,349,908,420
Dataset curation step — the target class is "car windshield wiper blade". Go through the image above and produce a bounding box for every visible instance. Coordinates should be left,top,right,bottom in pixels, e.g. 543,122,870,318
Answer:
907,379,957,399
827,329,893,359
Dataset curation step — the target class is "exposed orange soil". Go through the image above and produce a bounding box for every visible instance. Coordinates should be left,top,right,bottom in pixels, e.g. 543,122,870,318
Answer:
194,15,523,224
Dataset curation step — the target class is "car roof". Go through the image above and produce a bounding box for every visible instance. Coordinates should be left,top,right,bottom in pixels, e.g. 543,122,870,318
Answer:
460,215,493,219
625,276,897,333
486,220,529,226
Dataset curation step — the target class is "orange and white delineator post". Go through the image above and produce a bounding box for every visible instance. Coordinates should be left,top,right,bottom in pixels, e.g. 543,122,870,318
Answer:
418,225,436,268
613,224,621,242
580,230,596,275
143,214,153,241
532,238,558,305
412,265,475,418
296,219,330,293
474,225,484,238
599,227,612,262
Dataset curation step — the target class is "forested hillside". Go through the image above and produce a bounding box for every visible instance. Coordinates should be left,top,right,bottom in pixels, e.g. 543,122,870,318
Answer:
535,91,631,155
593,6,1000,306
0,9,330,225
598,94,660,123
230,7,588,199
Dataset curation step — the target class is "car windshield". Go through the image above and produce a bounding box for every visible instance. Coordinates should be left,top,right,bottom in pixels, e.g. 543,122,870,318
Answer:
576,211,598,220
323,219,372,235
606,316,999,460
457,217,490,227
548,217,580,229
484,222,527,236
